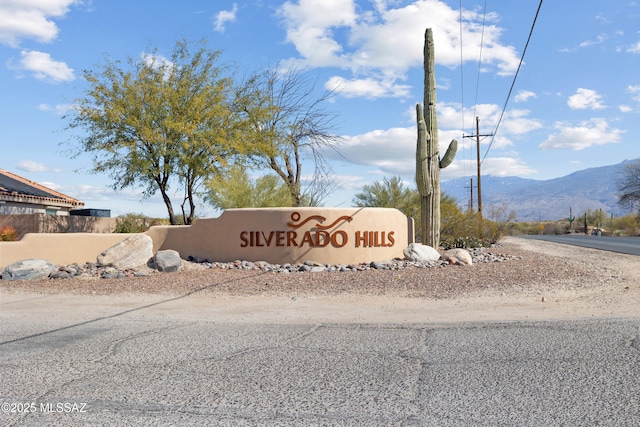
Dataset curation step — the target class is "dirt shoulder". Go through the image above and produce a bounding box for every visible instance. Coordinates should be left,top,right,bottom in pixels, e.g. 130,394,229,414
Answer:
1,236,638,324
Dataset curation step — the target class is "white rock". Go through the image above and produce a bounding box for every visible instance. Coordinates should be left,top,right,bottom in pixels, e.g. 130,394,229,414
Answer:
97,234,153,269
444,248,473,265
2,259,56,281
403,243,441,262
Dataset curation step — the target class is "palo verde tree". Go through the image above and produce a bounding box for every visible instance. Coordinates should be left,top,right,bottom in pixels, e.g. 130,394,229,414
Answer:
416,28,458,248
352,176,459,243
206,164,291,209
353,176,420,220
66,39,238,224
232,66,341,207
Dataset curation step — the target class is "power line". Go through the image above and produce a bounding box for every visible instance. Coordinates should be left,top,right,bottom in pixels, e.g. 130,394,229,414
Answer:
459,0,467,179
482,0,544,164
472,0,488,122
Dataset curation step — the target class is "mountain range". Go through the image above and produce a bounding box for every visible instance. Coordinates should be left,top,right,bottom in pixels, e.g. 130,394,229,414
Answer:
441,160,636,222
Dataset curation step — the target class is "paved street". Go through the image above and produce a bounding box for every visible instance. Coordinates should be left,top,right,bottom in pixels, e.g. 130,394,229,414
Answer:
1,293,639,426
520,235,640,256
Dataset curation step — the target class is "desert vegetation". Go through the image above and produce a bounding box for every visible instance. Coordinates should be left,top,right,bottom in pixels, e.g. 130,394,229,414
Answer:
0,226,18,241
66,40,340,225
506,211,639,237
353,176,505,249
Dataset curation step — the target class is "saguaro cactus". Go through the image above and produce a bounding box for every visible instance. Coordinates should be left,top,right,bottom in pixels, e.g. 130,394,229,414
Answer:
416,28,458,248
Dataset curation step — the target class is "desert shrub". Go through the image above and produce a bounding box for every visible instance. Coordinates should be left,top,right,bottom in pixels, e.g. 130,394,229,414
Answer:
542,222,567,235
441,235,484,249
440,211,503,249
481,219,502,245
613,214,640,236
0,226,18,241
507,221,540,235
114,213,156,233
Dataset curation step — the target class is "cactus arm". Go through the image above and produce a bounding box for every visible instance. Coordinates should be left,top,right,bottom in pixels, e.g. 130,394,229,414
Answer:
439,139,458,169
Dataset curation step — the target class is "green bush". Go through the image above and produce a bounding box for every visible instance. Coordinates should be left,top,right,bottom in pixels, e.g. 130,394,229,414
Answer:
613,214,640,236
114,213,157,233
440,211,503,249
0,226,18,241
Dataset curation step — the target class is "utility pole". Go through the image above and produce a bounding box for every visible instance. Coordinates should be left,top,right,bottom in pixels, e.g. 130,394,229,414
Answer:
464,178,473,212
475,117,482,218
463,117,493,220
466,177,474,212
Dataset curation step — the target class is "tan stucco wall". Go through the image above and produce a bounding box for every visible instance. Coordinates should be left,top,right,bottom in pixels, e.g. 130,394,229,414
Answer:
147,207,414,265
1,208,415,269
0,233,130,269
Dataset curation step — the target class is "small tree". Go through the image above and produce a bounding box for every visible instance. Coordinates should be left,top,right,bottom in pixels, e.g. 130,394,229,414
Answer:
593,208,605,229
114,213,156,233
233,66,341,207
66,39,238,225
206,164,291,209
353,176,459,243
353,176,420,219
617,158,640,215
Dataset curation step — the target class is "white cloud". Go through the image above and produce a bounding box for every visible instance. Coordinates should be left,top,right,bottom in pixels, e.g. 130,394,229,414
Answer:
326,75,411,98
278,0,520,99
330,112,537,179
336,126,417,175
619,105,632,113
438,102,541,150
141,52,173,69
538,118,624,150
442,157,537,180
12,50,74,82
627,40,640,53
38,103,74,115
628,84,640,102
480,157,537,177
140,52,177,81
578,33,608,48
213,3,238,32
0,0,80,47
515,90,536,103
17,160,61,173
499,109,543,136
331,174,368,191
567,88,606,110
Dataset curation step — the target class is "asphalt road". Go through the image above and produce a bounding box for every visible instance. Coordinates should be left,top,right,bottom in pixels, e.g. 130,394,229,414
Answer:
519,234,640,256
2,297,639,426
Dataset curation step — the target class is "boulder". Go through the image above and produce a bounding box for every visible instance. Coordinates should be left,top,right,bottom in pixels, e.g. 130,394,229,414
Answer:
154,249,183,272
444,248,473,265
2,259,56,281
403,243,441,262
97,234,153,269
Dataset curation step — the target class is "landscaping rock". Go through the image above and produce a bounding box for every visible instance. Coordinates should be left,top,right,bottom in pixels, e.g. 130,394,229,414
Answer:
403,243,441,262
2,259,56,281
154,250,183,272
38,244,521,280
97,234,153,269
444,248,473,265
50,270,73,279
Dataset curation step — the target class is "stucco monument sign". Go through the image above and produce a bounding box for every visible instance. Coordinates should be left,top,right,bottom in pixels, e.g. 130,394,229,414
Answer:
147,207,414,265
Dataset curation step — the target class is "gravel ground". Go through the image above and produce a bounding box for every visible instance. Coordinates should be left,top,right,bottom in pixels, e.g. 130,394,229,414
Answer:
0,237,627,300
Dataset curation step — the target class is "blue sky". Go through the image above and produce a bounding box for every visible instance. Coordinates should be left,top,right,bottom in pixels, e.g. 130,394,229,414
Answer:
1,0,639,218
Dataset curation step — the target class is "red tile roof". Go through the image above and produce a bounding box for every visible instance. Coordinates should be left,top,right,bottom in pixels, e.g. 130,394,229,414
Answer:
0,169,84,208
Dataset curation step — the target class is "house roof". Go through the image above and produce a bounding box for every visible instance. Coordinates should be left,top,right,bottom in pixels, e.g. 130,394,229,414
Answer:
0,169,84,209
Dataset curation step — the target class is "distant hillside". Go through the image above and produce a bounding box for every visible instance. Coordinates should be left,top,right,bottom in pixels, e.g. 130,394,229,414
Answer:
441,160,635,221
